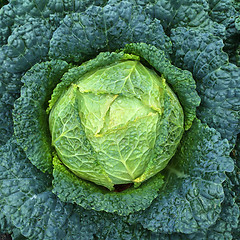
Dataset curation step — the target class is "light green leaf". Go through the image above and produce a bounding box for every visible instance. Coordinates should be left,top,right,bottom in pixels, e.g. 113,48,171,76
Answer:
49,85,114,190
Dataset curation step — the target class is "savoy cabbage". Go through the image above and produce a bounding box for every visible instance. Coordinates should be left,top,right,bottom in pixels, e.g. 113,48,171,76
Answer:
0,0,239,239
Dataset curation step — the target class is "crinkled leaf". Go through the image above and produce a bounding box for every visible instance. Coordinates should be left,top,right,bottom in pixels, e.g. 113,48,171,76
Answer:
124,42,200,130
0,138,160,240
47,52,138,112
202,179,239,240
0,212,26,240
49,1,171,63
0,17,55,145
53,154,164,216
0,71,22,146
231,135,240,202
197,63,240,144
13,60,69,173
0,3,14,45
0,19,53,74
223,16,240,66
167,0,210,28
126,119,234,234
230,135,240,239
208,0,237,24
114,0,211,29
134,0,226,38
158,176,239,240
154,191,238,239
0,213,13,237
0,0,107,45
171,27,240,144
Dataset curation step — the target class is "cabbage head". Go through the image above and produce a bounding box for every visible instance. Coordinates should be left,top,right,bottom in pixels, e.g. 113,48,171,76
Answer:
49,57,184,190
0,0,239,239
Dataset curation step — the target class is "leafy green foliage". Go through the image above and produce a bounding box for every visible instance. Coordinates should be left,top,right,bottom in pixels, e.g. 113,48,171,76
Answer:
0,212,26,240
0,72,22,145
13,60,69,173
123,43,201,130
49,54,184,188
0,0,239,239
208,0,237,24
0,138,162,240
171,27,240,144
126,119,234,234
49,1,172,62
155,180,239,239
53,154,164,216
230,135,240,239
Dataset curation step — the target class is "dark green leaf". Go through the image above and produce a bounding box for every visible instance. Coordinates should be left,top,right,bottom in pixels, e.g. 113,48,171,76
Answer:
49,1,171,63
171,27,240,143
126,119,234,234
13,60,69,173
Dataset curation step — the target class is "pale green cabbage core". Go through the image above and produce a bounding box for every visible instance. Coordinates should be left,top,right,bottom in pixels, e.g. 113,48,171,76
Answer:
49,60,184,189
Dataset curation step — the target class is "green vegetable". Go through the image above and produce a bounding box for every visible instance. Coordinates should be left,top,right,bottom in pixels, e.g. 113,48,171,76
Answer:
49,57,184,189
0,0,239,239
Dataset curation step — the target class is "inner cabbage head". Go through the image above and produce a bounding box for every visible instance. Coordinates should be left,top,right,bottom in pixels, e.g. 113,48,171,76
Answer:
49,59,184,190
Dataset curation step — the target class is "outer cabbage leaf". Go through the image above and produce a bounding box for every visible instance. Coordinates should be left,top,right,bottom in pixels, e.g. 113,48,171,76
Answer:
0,0,108,46
119,0,226,38
224,16,240,66
202,179,239,240
151,188,238,239
126,119,234,234
13,60,69,173
1,199,26,240
112,0,210,28
233,15,240,66
0,71,21,146
154,175,239,239
53,154,164,216
45,50,182,215
183,178,239,240
209,0,240,67
0,3,13,45
0,19,53,73
0,16,56,146
171,27,240,144
0,211,26,240
235,17,240,66
161,0,211,29
123,43,201,130
0,212,13,238
208,0,237,24
0,138,161,240
230,135,240,239
49,1,172,63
